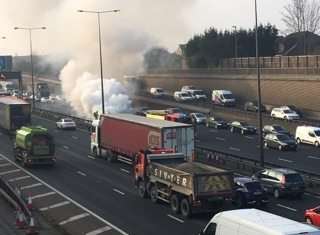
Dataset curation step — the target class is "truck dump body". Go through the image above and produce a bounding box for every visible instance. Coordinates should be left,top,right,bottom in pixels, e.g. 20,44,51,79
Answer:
99,113,194,159
0,96,31,131
148,154,234,198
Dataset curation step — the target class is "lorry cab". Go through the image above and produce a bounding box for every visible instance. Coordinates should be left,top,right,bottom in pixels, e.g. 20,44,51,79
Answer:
90,119,100,156
212,90,235,107
200,209,320,235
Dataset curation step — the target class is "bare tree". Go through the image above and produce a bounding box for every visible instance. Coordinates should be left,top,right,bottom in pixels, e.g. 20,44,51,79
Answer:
282,0,320,33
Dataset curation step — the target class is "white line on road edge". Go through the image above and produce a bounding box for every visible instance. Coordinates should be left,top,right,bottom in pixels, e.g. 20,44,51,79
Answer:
63,145,70,150
120,168,130,174
304,192,320,200
276,204,297,212
77,171,87,177
0,163,11,167
86,226,112,235
0,153,128,235
88,155,96,160
215,137,225,141
59,213,90,225
167,214,184,223
8,175,31,182
244,136,254,140
278,158,293,163
113,188,125,196
20,183,42,190
40,201,71,212
229,147,241,152
308,155,320,160
0,169,21,176
31,191,56,200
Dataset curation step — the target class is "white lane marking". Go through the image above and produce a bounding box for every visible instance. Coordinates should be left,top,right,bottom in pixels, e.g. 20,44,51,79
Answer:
0,163,11,167
167,214,184,223
77,171,87,177
86,226,112,235
0,153,128,235
113,188,125,196
63,145,69,150
8,175,31,182
229,147,241,152
278,158,293,163
304,192,320,200
31,191,56,200
308,155,320,160
120,168,130,174
72,136,79,140
244,136,254,140
88,155,96,160
276,204,297,212
0,169,21,176
40,201,71,212
20,183,42,190
215,137,225,141
59,213,90,225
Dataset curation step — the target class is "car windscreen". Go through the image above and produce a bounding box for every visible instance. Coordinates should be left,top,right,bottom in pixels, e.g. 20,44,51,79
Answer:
283,110,294,114
244,182,262,191
193,91,204,95
314,130,320,136
223,94,234,99
239,122,248,126
277,135,290,141
180,93,189,97
64,119,73,122
195,113,205,118
285,174,304,183
273,125,285,131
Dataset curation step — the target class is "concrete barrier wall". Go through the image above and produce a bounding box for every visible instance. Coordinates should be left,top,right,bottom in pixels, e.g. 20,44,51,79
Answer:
140,73,320,116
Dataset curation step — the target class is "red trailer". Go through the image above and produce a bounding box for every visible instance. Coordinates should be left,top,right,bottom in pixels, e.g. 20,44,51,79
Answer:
90,113,194,163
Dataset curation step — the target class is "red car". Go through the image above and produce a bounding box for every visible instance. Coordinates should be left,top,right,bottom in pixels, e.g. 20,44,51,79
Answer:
305,206,320,227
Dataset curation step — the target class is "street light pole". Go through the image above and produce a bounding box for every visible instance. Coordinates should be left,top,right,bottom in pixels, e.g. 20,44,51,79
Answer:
78,9,120,114
254,0,264,167
14,27,46,108
232,26,238,58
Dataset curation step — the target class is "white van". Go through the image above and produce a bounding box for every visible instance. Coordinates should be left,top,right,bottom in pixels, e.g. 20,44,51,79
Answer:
200,209,320,235
296,126,320,147
150,87,165,97
212,90,235,106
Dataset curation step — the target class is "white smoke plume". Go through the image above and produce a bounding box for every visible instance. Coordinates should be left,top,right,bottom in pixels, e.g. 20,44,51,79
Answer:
0,0,198,117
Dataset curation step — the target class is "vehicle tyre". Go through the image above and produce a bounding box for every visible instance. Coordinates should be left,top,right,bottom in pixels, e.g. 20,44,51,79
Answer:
315,141,319,148
230,127,234,133
278,145,283,151
306,217,313,225
234,194,245,208
150,185,158,203
273,188,280,199
296,138,301,144
241,129,245,135
92,147,98,158
138,181,147,198
264,142,268,149
180,198,191,218
206,122,209,128
170,194,180,214
284,116,288,121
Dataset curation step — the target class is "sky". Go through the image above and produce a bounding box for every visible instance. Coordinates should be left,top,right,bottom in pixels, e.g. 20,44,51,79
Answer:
0,0,291,56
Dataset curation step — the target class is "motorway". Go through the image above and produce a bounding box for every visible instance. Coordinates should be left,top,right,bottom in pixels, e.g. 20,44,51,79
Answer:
1,112,320,235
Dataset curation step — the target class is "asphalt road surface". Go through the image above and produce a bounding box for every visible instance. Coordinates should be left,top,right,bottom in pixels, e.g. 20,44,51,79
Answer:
1,114,320,235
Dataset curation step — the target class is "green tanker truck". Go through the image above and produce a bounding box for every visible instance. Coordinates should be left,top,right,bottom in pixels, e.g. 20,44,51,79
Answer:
14,126,56,167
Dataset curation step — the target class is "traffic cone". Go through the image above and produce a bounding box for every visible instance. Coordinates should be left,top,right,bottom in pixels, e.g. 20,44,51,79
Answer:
25,217,39,235
27,194,33,210
15,208,26,229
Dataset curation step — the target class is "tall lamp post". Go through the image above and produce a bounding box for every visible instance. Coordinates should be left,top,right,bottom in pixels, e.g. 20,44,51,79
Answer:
78,9,120,114
14,27,46,107
254,0,264,167
232,26,238,58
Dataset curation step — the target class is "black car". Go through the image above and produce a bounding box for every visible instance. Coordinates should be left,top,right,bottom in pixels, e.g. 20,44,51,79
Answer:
135,107,150,116
252,168,305,199
206,116,228,129
244,101,266,112
230,121,257,135
233,177,268,208
264,133,297,151
263,124,291,137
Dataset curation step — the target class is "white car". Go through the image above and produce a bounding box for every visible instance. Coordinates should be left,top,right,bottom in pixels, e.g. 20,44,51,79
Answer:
190,112,207,124
188,89,207,100
271,108,300,120
173,91,194,102
296,126,320,147
56,118,76,129
150,87,165,97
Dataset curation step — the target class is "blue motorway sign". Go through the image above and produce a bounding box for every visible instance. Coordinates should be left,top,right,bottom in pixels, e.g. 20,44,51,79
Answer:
0,56,12,71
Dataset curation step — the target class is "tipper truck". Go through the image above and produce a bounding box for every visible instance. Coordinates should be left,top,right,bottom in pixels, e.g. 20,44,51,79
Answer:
134,148,234,217
0,96,31,131
14,126,56,167
90,113,194,163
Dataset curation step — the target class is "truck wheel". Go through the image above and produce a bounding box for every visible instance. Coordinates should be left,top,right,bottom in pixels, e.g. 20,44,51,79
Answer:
150,185,158,203
273,188,280,199
170,194,180,214
138,181,147,198
315,141,319,148
92,147,98,158
180,198,191,218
